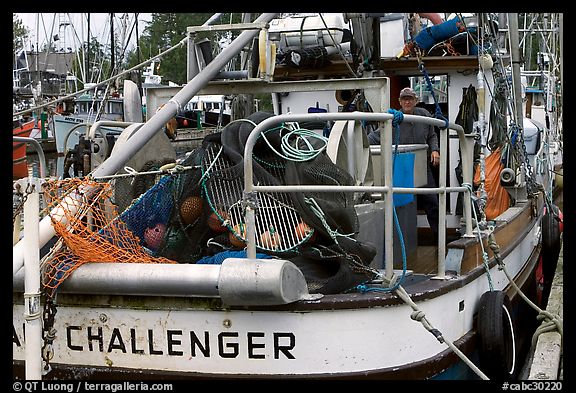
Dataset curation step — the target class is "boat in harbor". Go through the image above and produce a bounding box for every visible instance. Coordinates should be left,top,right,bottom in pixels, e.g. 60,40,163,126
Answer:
12,117,36,179
52,87,126,155
13,12,563,380
174,94,232,129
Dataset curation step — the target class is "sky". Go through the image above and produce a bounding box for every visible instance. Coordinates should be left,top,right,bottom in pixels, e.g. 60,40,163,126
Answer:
15,13,152,53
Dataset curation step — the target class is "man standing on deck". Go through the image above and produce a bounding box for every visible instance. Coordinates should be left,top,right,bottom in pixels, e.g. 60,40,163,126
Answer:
368,87,440,242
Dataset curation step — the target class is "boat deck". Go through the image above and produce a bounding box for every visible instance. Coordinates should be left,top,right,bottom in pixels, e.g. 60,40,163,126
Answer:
408,245,439,275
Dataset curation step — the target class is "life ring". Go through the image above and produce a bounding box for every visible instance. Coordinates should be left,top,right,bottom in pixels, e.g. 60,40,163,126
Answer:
477,290,517,380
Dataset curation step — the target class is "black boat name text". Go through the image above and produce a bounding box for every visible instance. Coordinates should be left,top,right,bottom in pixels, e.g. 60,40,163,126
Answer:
14,324,296,359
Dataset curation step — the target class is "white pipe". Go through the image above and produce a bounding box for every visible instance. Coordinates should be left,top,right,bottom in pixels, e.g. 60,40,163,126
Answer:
23,180,42,379
382,119,394,280
92,13,279,179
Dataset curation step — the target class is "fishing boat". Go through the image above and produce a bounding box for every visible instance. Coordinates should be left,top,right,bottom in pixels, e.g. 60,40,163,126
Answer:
52,88,125,155
13,12,563,380
12,117,36,179
174,94,232,129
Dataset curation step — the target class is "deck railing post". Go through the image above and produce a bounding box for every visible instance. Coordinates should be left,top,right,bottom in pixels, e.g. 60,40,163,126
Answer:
382,118,394,280
23,177,42,379
435,125,448,279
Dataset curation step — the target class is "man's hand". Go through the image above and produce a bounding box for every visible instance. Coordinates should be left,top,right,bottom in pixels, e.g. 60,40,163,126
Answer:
431,151,440,166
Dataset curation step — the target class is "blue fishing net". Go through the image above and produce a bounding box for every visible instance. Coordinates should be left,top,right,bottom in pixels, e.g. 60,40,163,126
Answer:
119,175,175,250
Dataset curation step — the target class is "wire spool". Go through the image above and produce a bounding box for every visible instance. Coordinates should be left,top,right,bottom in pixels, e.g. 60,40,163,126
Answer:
326,120,374,201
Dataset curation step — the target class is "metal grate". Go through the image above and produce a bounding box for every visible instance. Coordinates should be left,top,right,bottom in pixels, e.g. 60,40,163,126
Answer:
202,142,313,253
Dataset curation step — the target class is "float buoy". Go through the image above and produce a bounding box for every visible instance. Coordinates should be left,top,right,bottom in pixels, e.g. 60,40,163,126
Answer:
477,290,517,380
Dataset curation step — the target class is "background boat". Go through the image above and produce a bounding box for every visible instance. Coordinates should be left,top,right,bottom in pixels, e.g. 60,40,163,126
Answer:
12,117,36,179
52,87,126,155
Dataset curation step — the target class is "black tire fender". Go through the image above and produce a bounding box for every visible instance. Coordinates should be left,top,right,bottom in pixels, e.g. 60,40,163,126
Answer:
542,204,562,277
477,290,517,380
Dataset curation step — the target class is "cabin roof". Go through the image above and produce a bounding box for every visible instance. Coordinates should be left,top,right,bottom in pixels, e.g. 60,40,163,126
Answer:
25,51,75,75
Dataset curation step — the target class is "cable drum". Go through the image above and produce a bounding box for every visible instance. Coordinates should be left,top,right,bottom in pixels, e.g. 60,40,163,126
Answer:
285,46,330,68
326,120,374,201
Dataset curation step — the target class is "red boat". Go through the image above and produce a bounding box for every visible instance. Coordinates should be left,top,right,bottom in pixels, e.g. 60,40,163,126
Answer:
13,118,36,179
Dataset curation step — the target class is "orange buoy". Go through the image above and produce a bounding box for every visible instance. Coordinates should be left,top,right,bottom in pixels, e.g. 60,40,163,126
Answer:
208,209,229,233
260,230,281,250
179,196,204,225
294,221,313,241
229,223,246,248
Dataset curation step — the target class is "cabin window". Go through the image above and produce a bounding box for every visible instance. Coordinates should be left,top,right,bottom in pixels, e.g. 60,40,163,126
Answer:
109,102,123,115
411,75,448,105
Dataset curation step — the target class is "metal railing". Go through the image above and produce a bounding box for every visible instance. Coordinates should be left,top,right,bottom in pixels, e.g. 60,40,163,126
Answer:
13,137,47,178
241,111,472,280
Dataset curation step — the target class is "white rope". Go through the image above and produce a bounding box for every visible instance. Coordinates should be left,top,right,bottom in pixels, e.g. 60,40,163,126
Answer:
91,164,195,181
394,285,490,380
259,126,328,162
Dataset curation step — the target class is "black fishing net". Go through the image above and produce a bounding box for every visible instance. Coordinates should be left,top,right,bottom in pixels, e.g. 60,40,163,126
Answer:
113,111,377,293
284,152,359,241
156,145,214,262
455,84,479,215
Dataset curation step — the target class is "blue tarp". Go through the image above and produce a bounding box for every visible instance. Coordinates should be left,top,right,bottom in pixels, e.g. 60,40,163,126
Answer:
393,152,415,207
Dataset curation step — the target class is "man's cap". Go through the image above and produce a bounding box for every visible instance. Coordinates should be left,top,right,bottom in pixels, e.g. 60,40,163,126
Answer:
399,87,417,98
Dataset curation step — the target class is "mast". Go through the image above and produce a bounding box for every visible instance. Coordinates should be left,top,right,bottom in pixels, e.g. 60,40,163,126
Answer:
110,13,115,75
87,13,90,84
135,13,143,96
508,13,530,201
507,13,525,131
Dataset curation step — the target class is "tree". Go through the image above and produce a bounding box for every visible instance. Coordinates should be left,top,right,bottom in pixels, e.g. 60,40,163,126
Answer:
124,13,247,85
13,14,29,58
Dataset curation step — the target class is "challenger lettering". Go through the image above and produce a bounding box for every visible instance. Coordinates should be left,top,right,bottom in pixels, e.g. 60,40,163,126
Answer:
14,324,296,359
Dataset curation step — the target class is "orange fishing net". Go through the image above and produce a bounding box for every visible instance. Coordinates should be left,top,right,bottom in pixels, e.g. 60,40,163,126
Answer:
41,177,176,298
474,148,511,220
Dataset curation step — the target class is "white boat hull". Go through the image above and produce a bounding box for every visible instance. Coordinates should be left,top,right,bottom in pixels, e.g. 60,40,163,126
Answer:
13,222,541,378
